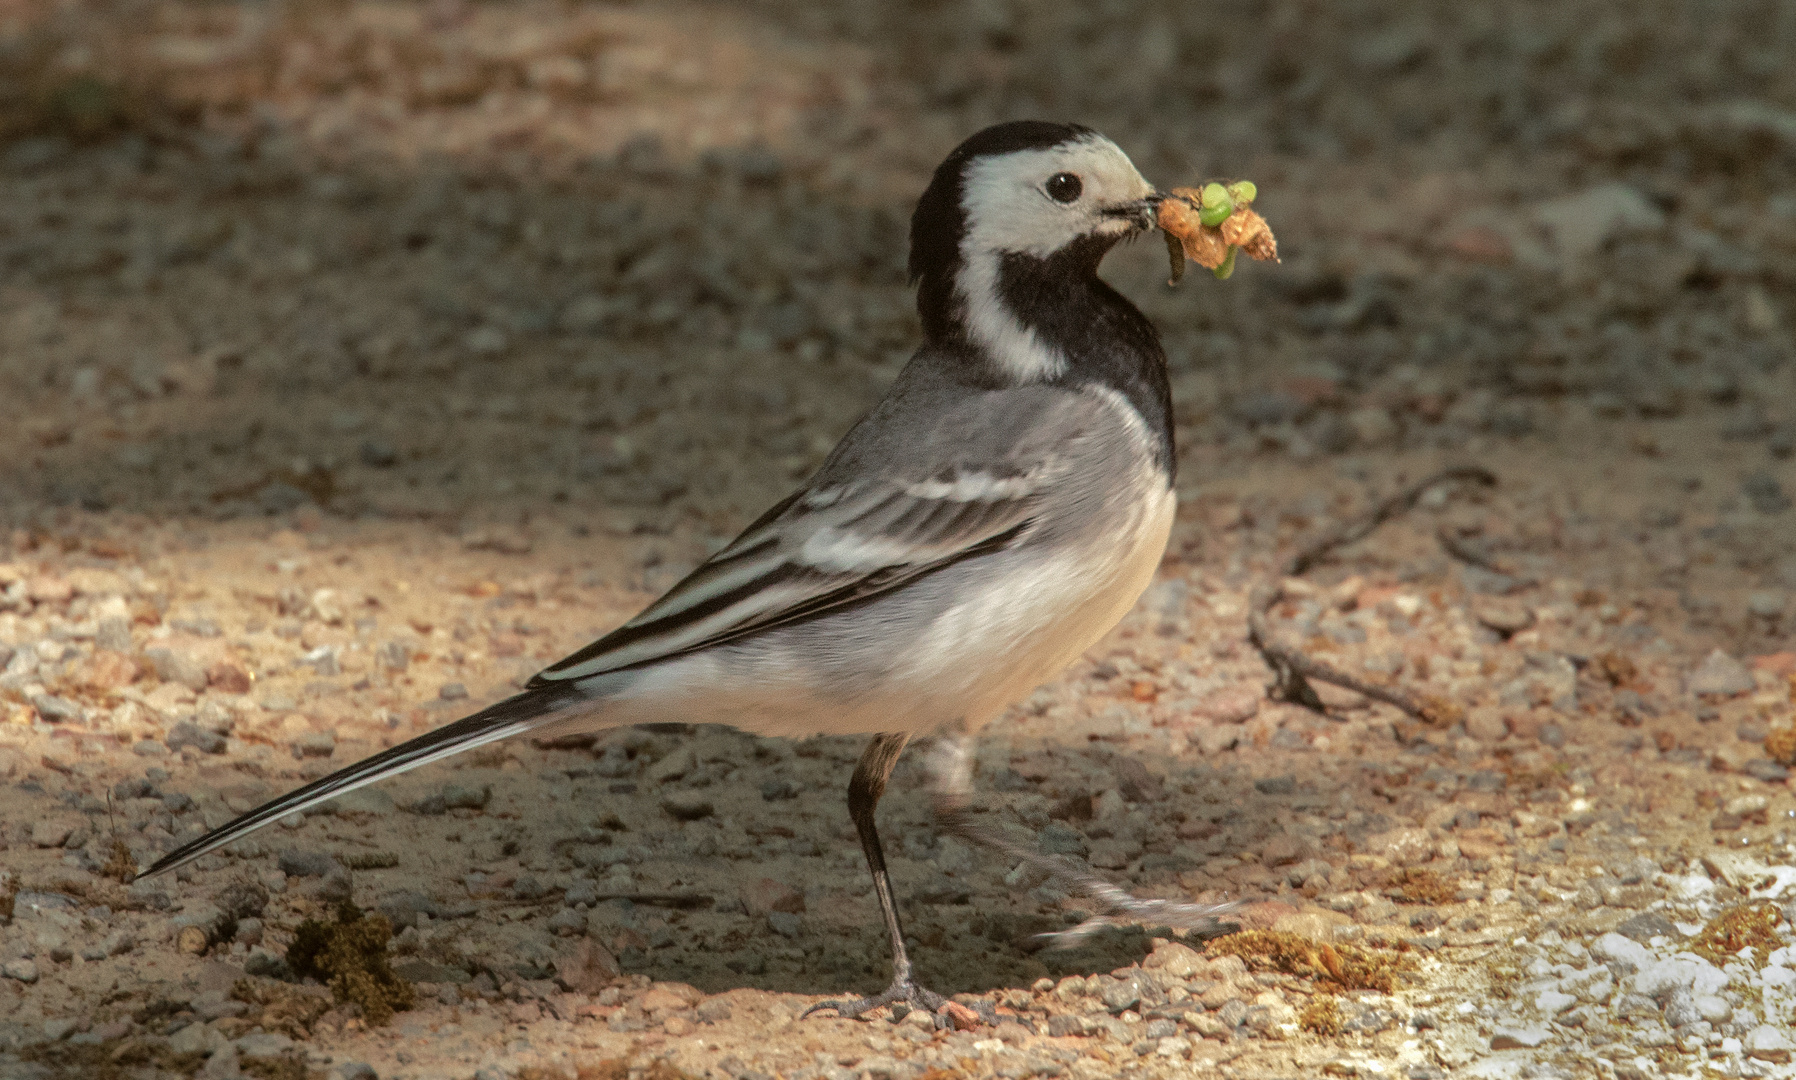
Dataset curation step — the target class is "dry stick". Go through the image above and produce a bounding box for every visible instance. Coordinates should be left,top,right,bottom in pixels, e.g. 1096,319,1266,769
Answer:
1435,526,1505,575
590,892,713,910
1434,526,1539,590
1248,466,1498,724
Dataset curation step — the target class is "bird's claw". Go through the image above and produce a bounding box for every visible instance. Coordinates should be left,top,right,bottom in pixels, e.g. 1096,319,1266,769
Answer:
804,978,949,1023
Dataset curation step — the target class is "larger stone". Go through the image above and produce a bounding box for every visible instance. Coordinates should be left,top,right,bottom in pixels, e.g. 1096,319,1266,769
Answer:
554,939,619,994
169,1021,226,1056
1701,851,1773,890
197,1046,240,1080
1474,601,1535,636
1465,706,1509,742
1696,995,1733,1023
1530,183,1665,258
392,958,472,984
291,732,335,758
1748,591,1787,618
1142,941,1209,979
1689,649,1756,697
1591,932,1652,969
1614,911,1679,943
277,849,340,878
1491,1025,1552,1049
1261,834,1314,867
645,747,696,784
1191,725,1239,755
145,646,210,692
73,650,140,691
440,783,490,810
208,662,252,693
659,792,714,821
1099,973,1146,1014
1047,1014,1096,1037
29,821,74,848
331,788,395,815
234,1033,294,1057
29,692,81,723
378,891,439,929
215,881,269,921
1364,827,1434,866
741,877,805,915
1088,839,1138,869
166,721,226,754
1747,1024,1796,1063
1633,956,1728,1000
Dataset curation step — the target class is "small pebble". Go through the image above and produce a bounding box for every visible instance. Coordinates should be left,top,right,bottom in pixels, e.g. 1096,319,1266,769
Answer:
166,721,226,755
440,783,490,809
42,1017,79,1041
660,792,715,821
1748,590,1787,618
1689,649,1757,697
277,849,340,878
292,732,336,758
30,821,74,848
360,440,399,468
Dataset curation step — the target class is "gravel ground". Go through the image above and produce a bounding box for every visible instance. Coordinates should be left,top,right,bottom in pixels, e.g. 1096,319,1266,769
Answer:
2,1,1796,1078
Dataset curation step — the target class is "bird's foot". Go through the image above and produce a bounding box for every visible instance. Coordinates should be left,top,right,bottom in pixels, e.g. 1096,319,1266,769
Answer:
1036,894,1243,951
804,978,949,1024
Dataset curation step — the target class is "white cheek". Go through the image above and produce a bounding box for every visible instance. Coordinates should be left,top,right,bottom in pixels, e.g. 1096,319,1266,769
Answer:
958,137,1149,258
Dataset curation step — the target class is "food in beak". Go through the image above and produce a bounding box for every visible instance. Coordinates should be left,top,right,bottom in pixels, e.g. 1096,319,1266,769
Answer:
1157,181,1279,282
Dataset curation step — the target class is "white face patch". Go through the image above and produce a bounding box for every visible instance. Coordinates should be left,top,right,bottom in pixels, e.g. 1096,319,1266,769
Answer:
954,133,1152,382
959,133,1154,259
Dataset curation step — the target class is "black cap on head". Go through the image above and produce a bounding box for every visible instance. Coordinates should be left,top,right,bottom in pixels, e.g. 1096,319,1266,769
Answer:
907,121,1095,308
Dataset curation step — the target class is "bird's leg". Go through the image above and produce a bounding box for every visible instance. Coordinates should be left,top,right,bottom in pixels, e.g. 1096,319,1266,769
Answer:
926,732,1242,950
804,732,950,1023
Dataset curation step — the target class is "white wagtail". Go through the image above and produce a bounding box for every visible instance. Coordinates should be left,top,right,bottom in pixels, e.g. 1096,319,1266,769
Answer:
139,120,1239,1021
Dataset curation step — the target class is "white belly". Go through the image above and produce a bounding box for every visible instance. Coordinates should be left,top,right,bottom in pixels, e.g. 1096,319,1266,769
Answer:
922,483,1176,729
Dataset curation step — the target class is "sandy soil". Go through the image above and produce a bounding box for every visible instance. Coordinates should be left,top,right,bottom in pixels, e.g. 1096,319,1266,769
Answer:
1,1,1795,1078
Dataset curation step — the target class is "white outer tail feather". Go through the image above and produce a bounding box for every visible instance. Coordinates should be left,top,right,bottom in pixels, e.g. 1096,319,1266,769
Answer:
134,683,593,879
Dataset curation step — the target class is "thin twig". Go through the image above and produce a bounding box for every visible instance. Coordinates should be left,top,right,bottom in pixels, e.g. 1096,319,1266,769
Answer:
1435,527,1505,574
1250,467,1496,724
1248,603,1458,723
1282,466,1496,578
590,892,713,909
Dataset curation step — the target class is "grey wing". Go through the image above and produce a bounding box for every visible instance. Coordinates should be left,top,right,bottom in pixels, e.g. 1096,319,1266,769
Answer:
134,383,1106,879
530,462,1066,686
138,442,1070,879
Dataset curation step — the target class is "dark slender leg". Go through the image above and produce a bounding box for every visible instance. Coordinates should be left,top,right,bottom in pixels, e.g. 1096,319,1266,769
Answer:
804,733,949,1021
925,733,1242,949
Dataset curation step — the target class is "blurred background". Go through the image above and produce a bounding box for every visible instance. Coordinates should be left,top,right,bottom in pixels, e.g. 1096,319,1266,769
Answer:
0,0,1790,545
1,0,1796,1051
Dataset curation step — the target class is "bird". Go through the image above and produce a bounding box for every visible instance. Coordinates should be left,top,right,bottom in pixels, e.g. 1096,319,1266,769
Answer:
138,120,1239,1023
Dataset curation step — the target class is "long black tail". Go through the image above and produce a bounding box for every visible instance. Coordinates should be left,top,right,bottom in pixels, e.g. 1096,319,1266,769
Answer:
135,682,586,879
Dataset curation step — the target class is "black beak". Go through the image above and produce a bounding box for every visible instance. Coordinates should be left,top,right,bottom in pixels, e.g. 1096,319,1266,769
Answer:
1105,193,1161,231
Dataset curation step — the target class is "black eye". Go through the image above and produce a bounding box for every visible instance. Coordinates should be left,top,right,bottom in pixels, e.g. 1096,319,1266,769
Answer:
1045,172,1082,203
